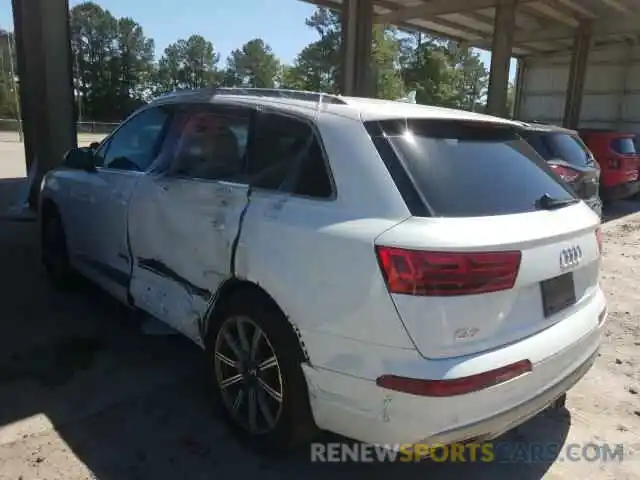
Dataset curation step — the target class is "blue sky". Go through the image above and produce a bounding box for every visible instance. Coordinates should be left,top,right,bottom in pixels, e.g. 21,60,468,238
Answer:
0,0,514,76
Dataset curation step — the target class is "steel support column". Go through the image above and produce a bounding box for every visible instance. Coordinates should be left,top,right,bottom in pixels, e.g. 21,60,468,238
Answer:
11,0,76,207
486,0,517,117
616,41,633,130
563,22,592,129
340,0,374,97
513,57,526,119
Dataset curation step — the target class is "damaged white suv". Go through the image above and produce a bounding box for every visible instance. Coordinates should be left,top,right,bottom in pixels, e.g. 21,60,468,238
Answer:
40,88,606,454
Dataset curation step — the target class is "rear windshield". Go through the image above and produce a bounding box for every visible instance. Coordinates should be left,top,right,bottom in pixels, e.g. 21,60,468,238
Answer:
369,119,575,218
611,137,636,155
523,131,594,167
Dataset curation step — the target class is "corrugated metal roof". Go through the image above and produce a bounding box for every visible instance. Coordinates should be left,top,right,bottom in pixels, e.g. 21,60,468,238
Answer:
303,0,640,57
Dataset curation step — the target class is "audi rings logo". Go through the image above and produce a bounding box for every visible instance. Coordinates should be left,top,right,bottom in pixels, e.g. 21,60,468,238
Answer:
560,245,583,270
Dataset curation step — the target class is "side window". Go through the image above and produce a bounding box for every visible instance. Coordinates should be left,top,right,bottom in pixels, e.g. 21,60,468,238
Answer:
163,104,250,182
611,137,636,155
249,113,333,198
97,107,170,172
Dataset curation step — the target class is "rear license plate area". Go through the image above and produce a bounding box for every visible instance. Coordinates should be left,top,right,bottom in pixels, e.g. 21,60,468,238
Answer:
541,272,576,317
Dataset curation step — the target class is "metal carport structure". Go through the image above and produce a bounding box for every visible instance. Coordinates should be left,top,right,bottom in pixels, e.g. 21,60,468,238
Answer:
9,0,640,205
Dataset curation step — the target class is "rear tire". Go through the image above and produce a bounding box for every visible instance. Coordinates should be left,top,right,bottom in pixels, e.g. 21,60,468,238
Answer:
41,209,77,290
205,289,318,455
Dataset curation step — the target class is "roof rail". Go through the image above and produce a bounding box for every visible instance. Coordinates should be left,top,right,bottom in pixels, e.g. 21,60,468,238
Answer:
152,87,349,105
215,87,348,105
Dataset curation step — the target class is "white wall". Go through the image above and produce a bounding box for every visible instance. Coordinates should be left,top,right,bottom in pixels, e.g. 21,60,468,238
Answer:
517,43,640,133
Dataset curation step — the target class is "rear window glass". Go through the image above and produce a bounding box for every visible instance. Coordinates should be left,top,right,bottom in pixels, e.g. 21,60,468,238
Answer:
611,137,636,155
524,131,594,167
370,119,576,218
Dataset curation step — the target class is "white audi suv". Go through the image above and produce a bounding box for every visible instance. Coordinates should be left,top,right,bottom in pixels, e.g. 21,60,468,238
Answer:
39,88,606,454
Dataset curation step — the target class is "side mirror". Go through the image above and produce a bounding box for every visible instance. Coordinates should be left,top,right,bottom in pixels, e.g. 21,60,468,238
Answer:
63,147,96,172
89,142,100,150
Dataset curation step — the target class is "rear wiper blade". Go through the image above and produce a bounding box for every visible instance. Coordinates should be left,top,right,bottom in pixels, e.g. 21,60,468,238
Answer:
535,193,579,210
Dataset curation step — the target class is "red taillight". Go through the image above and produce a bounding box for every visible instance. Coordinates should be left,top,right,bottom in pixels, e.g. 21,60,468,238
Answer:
376,360,532,397
375,246,521,296
596,227,603,254
550,164,580,183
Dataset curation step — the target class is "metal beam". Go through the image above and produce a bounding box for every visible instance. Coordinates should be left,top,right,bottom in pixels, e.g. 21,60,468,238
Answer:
375,0,531,24
486,0,517,117
413,17,490,39
340,0,374,96
563,22,592,129
601,0,632,14
551,0,597,18
515,16,640,43
11,0,76,207
524,2,579,28
513,56,526,118
615,41,633,129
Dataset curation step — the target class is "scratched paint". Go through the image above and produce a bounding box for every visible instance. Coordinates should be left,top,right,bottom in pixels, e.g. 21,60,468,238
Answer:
138,257,211,299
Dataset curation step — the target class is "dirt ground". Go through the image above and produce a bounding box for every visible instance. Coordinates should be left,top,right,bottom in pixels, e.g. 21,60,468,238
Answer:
0,133,106,179
0,143,639,479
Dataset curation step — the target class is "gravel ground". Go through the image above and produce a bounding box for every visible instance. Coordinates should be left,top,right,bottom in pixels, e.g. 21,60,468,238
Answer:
0,145,638,479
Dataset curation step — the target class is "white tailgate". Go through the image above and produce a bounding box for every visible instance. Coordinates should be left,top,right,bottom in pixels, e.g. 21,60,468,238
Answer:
375,203,602,359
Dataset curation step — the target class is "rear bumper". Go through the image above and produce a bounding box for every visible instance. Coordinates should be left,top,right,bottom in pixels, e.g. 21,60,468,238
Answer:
601,180,640,201
420,349,597,446
302,288,606,446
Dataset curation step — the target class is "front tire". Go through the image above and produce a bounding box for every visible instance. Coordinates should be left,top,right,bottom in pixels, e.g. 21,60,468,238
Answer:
41,209,76,289
206,290,317,454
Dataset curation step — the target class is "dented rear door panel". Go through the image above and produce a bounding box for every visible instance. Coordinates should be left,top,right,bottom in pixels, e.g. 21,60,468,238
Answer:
127,173,249,342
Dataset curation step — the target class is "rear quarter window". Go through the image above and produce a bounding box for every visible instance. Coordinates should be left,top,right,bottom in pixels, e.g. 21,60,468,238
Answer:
368,119,576,218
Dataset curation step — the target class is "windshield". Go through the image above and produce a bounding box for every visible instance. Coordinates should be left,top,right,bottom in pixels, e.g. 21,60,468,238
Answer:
368,119,576,218
524,131,594,167
611,137,636,155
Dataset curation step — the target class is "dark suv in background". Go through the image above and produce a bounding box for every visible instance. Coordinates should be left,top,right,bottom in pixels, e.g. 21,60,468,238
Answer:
516,122,602,217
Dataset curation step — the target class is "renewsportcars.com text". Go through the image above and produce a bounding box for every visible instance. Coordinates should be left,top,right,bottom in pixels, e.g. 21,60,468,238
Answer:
310,441,625,464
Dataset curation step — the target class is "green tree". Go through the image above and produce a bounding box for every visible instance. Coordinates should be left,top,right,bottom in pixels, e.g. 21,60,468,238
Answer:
280,64,306,90
70,1,118,120
371,26,405,99
225,38,280,88
399,33,488,110
444,41,489,111
112,17,155,111
156,35,219,91
400,33,459,106
284,42,335,92
0,30,19,119
155,43,182,91
285,7,404,98
70,1,155,121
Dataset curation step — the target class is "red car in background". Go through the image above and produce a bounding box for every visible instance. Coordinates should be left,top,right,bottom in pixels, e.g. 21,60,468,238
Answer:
579,129,640,201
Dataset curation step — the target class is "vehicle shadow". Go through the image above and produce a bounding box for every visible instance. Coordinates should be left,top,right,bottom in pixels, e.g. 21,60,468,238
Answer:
601,198,640,224
0,212,571,479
